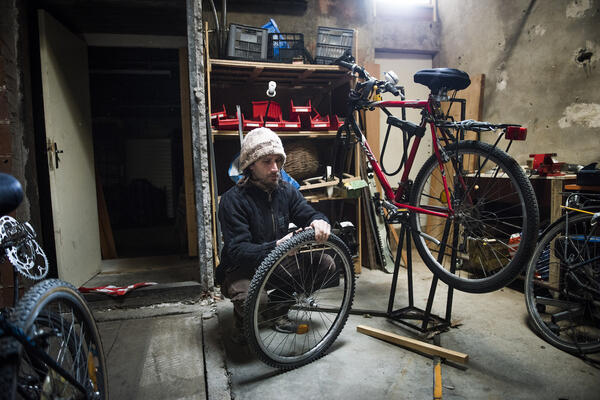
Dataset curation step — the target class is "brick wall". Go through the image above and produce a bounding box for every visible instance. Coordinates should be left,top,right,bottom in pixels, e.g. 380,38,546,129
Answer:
0,0,18,306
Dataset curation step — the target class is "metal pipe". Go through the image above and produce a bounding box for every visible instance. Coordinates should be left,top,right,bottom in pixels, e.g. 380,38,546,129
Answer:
222,0,227,56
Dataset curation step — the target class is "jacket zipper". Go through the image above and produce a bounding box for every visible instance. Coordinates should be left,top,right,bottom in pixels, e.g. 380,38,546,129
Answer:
269,192,276,239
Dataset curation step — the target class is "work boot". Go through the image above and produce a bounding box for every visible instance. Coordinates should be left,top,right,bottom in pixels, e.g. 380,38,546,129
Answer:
273,315,299,334
230,313,247,345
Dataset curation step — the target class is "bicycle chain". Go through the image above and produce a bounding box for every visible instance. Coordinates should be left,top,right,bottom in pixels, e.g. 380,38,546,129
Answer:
0,215,48,280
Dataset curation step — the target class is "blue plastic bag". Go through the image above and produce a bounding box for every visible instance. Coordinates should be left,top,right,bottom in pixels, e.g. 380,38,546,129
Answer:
262,19,288,57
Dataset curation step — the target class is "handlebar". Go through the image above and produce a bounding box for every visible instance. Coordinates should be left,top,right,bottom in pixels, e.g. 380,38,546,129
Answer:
334,51,401,98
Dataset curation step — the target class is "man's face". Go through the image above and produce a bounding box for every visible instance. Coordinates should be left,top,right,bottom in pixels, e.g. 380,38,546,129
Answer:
249,154,283,190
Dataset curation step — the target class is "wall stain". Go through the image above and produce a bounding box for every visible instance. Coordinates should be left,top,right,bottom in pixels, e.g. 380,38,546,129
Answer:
558,103,600,128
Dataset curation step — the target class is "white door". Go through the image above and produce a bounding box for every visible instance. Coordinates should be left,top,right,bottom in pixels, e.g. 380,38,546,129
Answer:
374,52,432,181
38,10,101,287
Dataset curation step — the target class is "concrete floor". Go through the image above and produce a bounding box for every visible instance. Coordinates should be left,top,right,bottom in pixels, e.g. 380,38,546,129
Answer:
88,255,600,400
216,260,600,400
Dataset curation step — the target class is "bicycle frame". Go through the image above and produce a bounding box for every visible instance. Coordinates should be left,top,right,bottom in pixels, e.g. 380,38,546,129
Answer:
343,97,453,219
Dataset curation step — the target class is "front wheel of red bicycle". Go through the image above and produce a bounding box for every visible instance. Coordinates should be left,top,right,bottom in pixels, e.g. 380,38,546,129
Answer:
409,140,539,293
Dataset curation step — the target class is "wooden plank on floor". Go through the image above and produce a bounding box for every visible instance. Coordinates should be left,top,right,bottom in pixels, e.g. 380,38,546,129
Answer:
356,325,469,364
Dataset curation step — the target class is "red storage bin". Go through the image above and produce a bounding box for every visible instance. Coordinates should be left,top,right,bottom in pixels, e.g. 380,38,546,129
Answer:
290,99,312,116
263,116,301,131
210,105,227,127
330,115,344,130
278,116,302,131
290,100,312,129
252,100,282,121
243,114,263,130
216,115,240,130
310,113,330,130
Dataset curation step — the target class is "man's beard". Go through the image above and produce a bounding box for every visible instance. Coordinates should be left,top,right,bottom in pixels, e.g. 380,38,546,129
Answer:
252,172,280,191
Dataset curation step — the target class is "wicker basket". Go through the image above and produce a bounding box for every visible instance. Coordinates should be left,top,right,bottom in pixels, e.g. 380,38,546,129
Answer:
284,140,320,181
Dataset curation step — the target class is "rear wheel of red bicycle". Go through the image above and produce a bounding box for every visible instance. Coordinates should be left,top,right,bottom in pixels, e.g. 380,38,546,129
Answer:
410,140,539,293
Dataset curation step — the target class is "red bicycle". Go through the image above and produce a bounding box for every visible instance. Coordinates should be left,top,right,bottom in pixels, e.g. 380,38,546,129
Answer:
333,55,539,293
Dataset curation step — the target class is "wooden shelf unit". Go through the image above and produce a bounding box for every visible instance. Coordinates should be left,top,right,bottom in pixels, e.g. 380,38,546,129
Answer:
206,52,363,272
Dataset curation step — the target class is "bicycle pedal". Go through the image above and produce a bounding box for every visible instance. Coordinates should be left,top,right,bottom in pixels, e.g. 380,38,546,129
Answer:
296,324,309,334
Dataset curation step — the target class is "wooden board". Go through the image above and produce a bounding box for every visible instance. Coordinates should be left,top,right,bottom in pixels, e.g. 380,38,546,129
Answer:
357,325,469,364
95,172,117,259
179,48,198,257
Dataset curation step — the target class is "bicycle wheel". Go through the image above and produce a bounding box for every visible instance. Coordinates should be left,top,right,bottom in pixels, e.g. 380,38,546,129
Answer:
410,140,539,293
244,230,355,369
8,279,108,399
525,212,600,354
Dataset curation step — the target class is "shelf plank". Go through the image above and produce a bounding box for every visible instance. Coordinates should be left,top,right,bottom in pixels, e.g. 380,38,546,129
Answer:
209,58,351,86
212,129,339,137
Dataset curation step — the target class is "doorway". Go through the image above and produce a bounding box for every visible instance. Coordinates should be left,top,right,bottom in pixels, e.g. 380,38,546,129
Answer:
86,45,199,286
89,46,185,259
30,2,201,290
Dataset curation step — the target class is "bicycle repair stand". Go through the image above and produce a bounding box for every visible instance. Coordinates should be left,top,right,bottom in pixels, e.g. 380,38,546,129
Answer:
352,212,454,334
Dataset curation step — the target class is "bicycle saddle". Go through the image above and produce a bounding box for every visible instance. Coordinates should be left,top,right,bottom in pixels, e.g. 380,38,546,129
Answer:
414,68,471,93
0,173,23,215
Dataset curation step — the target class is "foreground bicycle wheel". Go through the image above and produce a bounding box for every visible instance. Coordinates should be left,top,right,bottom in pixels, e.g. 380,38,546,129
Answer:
410,140,539,293
525,212,600,354
8,279,108,399
244,230,355,369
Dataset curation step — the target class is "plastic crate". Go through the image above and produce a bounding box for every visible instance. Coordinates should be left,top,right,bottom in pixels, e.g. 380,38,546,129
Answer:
290,100,312,129
252,100,282,121
216,115,240,130
210,105,227,127
227,24,268,61
315,26,354,64
264,116,301,131
330,115,345,129
310,114,330,130
242,114,263,130
268,33,310,63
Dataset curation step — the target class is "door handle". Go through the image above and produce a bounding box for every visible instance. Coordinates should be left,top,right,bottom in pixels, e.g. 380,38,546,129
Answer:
53,142,64,169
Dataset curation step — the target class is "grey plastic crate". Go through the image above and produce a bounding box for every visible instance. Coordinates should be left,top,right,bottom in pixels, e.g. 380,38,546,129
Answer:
227,24,268,61
316,26,354,61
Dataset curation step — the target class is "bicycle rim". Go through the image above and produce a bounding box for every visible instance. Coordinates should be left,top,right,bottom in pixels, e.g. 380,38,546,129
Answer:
245,231,355,369
410,140,539,293
11,279,108,399
525,213,600,354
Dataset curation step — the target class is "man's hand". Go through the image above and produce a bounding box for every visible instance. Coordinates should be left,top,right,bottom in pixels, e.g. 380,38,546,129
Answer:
276,227,304,246
310,219,330,243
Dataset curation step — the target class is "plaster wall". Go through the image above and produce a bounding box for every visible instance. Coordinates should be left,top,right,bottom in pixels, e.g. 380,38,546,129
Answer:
204,0,440,63
435,0,600,165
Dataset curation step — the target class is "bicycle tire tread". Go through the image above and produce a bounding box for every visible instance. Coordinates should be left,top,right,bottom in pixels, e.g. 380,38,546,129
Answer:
524,213,600,354
244,230,355,369
410,140,539,293
9,279,109,399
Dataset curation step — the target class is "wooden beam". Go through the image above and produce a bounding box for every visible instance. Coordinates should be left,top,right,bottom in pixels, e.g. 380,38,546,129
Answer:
293,68,315,85
357,325,469,364
246,66,264,83
179,47,198,257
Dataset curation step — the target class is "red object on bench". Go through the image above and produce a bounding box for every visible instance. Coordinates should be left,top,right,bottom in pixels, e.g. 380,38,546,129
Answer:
529,153,564,176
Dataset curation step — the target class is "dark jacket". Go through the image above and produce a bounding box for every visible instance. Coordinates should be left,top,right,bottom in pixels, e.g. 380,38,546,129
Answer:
218,180,328,275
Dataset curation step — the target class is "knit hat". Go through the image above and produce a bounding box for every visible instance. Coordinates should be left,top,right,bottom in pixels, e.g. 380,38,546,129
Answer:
239,127,286,171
